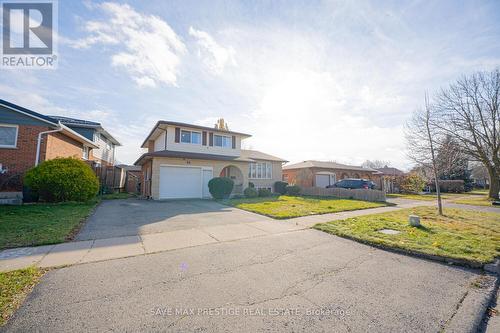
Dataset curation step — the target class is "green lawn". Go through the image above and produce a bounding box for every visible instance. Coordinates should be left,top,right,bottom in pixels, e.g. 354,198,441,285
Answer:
314,207,500,265
469,189,489,195
100,192,136,200
0,201,99,250
0,267,44,326
387,193,466,201
453,196,496,207
224,195,388,219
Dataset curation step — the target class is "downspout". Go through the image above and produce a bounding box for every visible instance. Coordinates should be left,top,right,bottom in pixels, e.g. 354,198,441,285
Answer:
35,122,63,166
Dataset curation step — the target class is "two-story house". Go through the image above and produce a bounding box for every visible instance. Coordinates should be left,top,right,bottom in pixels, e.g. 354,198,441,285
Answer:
0,99,120,194
49,116,121,166
134,119,287,199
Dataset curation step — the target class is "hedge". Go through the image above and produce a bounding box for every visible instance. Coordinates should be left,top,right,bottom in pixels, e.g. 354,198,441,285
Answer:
274,181,288,195
286,185,301,196
24,158,99,202
244,187,258,198
208,177,234,199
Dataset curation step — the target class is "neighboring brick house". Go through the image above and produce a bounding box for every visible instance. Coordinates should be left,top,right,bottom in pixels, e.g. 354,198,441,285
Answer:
375,165,406,193
0,99,119,194
135,119,287,199
282,160,382,189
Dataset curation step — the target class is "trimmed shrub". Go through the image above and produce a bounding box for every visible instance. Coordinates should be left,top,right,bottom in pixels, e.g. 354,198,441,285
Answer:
24,158,99,202
286,185,301,196
258,188,272,197
274,181,288,195
208,177,234,199
400,173,426,194
440,180,465,193
428,180,465,193
248,182,255,188
244,187,258,198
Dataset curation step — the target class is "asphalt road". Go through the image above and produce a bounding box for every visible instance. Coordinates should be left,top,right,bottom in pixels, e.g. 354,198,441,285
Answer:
3,229,488,332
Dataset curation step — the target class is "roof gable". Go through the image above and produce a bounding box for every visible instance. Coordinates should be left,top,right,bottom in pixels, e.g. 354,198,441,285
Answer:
0,99,57,125
283,160,376,173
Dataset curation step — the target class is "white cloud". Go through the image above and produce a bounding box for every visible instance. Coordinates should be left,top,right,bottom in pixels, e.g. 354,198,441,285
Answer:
243,68,406,168
189,26,237,75
70,2,186,87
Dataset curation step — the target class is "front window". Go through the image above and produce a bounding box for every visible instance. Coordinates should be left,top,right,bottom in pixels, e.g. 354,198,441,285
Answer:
214,134,231,148
249,162,272,179
82,146,89,160
181,130,201,144
0,124,18,148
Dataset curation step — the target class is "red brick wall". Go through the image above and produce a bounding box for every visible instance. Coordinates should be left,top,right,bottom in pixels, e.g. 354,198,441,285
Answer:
283,167,382,188
0,125,85,192
0,125,50,176
44,132,83,160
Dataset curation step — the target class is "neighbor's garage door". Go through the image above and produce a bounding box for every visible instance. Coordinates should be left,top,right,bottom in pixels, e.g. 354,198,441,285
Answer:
159,166,203,199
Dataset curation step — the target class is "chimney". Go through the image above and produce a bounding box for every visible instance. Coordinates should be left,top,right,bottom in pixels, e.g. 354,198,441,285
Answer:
215,118,229,131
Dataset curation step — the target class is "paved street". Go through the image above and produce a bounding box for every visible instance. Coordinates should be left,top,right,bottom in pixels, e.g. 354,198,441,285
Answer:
2,229,493,332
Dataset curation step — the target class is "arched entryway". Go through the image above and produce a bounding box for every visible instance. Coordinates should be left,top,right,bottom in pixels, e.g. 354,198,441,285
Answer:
220,165,244,195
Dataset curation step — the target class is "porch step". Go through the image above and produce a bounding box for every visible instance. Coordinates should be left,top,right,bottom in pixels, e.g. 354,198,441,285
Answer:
0,192,23,205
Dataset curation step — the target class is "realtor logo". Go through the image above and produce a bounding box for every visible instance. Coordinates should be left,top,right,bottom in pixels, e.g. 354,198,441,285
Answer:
1,0,58,68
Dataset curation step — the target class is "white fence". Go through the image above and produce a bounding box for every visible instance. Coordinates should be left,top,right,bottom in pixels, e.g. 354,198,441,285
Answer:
300,187,386,202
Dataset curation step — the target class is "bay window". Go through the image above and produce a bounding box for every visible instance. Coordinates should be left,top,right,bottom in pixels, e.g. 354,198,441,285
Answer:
249,162,272,179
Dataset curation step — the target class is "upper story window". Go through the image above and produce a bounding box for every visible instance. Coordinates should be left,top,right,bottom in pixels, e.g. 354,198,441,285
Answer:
93,132,100,142
214,134,231,148
181,130,201,144
0,124,18,148
249,162,272,179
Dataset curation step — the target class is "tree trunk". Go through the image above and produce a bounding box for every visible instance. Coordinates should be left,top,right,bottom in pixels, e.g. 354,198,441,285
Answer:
488,170,500,199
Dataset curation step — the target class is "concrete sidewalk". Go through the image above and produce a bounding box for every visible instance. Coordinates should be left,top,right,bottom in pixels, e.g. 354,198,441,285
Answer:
0,219,305,272
1,203,410,272
1,198,495,272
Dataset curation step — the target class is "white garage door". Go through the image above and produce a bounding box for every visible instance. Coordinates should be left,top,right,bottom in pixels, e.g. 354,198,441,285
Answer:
315,173,336,188
159,166,212,199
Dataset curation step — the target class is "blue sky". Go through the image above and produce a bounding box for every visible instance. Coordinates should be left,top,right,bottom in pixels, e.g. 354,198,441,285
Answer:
1,0,500,168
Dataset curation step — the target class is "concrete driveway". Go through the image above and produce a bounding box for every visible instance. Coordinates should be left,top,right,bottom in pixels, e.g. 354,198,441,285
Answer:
76,199,272,240
3,229,493,332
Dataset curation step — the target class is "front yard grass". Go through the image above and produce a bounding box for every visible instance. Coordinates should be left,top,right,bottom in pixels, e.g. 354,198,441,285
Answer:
314,206,500,265
386,193,463,201
0,200,99,250
453,195,497,207
224,195,388,219
0,267,44,326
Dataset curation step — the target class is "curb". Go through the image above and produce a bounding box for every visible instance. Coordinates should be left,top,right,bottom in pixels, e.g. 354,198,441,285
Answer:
484,259,500,276
444,275,498,333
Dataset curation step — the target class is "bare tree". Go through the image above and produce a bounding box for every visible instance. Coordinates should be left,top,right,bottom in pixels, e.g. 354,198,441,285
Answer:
361,160,390,169
433,69,500,199
406,94,443,215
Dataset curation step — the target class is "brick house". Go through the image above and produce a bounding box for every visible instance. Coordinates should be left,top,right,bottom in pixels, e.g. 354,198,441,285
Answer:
0,99,120,195
282,160,382,189
375,165,406,193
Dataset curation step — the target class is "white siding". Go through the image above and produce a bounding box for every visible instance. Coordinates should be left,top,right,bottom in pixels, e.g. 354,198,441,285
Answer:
92,133,115,164
154,131,166,151
162,125,241,156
